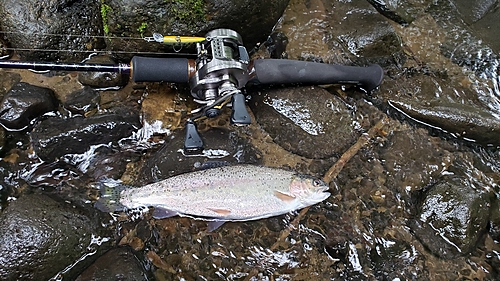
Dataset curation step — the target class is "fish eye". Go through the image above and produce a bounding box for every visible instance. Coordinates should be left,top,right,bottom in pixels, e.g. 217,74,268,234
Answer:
312,179,324,186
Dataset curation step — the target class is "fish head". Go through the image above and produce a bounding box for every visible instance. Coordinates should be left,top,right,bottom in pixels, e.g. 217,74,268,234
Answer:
289,175,330,205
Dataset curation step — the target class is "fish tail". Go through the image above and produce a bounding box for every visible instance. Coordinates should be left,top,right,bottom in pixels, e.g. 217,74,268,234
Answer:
93,178,128,213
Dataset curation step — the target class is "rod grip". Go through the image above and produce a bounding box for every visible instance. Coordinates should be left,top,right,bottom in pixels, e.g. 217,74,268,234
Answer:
131,56,189,83
252,59,384,92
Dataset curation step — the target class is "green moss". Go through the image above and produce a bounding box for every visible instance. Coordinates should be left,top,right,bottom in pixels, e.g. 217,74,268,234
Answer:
100,0,112,35
168,0,206,29
137,22,148,36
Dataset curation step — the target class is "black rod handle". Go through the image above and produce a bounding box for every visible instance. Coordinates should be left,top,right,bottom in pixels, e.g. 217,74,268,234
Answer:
251,59,384,92
131,56,189,83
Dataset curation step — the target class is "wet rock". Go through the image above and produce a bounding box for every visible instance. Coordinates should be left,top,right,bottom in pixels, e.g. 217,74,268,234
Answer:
410,175,491,259
75,247,148,281
0,193,110,280
366,0,431,25
102,0,289,59
391,100,500,146
490,197,500,242
329,0,405,66
0,0,105,62
427,0,499,77
370,238,423,280
451,0,498,24
0,127,4,153
0,82,58,130
62,86,100,115
78,56,129,88
77,146,141,181
377,70,500,146
275,0,404,66
249,86,359,159
137,127,261,184
381,128,453,193
30,113,140,161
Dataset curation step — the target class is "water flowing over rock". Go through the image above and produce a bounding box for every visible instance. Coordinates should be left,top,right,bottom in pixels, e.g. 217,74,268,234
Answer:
274,0,404,67
77,55,129,88
137,127,262,185
0,193,111,280
0,82,58,130
62,86,100,116
30,113,140,161
250,86,360,159
410,173,491,259
75,247,148,281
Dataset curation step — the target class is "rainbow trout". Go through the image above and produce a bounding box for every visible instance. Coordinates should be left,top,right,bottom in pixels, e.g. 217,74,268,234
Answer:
98,165,330,230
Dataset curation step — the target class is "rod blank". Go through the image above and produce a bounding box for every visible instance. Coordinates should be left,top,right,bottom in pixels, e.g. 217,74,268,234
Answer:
0,60,131,74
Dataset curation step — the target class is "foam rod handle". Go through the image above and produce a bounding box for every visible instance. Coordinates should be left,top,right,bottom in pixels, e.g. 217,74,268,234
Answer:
252,59,384,92
131,56,189,83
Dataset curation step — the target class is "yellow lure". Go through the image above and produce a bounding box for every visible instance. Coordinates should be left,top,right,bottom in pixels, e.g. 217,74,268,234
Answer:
161,35,206,44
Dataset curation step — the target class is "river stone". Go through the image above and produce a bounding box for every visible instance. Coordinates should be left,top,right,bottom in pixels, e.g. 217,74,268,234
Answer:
427,0,499,77
75,247,147,281
0,0,105,62
378,72,500,146
249,86,359,159
30,113,140,161
366,0,431,25
62,86,100,116
410,175,490,259
137,127,262,185
78,55,129,88
102,0,289,60
390,100,500,146
274,0,403,66
380,128,453,194
0,82,58,130
0,193,109,280
490,197,500,243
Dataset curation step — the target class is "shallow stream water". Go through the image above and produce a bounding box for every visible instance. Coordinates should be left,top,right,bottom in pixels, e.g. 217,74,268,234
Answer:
1,0,500,280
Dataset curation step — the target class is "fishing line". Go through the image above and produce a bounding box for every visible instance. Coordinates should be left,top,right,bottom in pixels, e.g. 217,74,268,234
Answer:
0,31,198,56
1,47,196,57
0,30,146,41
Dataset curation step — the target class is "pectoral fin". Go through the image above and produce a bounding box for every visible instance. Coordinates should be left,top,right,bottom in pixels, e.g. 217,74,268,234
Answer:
152,207,179,219
207,220,226,232
274,190,296,202
207,208,232,216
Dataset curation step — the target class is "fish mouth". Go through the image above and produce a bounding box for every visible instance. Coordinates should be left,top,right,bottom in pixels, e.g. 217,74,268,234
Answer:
317,185,330,193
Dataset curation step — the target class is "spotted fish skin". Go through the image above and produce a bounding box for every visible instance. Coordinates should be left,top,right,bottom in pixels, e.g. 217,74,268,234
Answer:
119,165,330,221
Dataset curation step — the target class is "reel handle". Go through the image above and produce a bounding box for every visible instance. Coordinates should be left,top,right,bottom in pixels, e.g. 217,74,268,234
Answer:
250,59,384,92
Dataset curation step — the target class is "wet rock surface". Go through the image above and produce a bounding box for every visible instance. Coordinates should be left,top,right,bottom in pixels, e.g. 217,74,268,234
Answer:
410,174,491,259
77,56,129,88
0,0,105,61
0,82,58,130
75,247,148,281
62,86,100,116
31,112,140,161
0,193,111,280
102,0,289,59
250,86,360,159
137,126,262,185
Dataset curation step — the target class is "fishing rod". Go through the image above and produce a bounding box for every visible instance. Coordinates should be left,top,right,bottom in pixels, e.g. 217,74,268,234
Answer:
0,28,384,153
